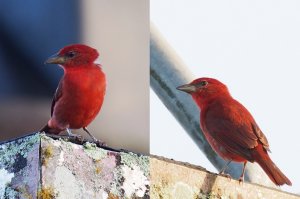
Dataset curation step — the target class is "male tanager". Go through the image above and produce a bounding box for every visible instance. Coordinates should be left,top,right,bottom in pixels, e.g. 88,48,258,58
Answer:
177,77,291,186
40,44,106,142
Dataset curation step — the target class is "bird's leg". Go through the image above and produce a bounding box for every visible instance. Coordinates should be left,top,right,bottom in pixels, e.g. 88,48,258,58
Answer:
83,127,107,146
238,161,247,183
66,128,76,137
65,128,83,141
219,160,232,179
82,127,97,141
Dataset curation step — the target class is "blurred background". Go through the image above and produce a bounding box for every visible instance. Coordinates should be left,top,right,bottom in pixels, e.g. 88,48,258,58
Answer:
151,0,300,193
0,0,149,154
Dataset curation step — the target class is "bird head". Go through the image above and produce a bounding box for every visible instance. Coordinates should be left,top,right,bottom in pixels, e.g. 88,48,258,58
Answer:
177,77,230,107
45,44,99,68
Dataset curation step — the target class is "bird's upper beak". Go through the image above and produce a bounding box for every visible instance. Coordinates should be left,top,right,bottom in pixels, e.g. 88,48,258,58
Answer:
45,54,66,65
176,84,197,93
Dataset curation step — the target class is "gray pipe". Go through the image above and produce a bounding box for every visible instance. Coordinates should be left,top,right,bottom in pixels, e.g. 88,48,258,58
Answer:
150,23,275,187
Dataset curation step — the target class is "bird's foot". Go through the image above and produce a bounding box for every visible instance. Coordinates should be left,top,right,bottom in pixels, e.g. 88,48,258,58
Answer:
238,176,244,184
82,127,107,147
220,173,232,181
65,128,83,141
67,134,84,142
95,139,108,147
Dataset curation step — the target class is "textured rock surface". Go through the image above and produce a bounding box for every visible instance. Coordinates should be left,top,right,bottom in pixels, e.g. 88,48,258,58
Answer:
0,133,40,199
0,133,150,199
40,135,149,199
150,156,299,199
1,133,298,199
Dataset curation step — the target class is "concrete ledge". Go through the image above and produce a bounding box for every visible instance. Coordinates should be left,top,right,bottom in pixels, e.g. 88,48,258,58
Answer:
0,133,298,199
0,133,149,198
150,156,299,199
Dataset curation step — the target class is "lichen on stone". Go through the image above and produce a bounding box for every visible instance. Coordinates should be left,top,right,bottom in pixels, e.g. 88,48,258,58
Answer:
120,152,149,176
0,133,40,199
121,165,149,198
2,183,18,199
0,133,40,168
108,192,119,199
109,152,150,198
110,165,124,197
0,169,14,197
18,185,35,199
37,186,57,199
151,180,217,199
95,167,102,174
42,145,54,166
83,142,107,160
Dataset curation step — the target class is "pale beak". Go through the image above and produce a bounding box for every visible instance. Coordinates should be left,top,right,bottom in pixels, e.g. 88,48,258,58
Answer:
176,84,197,93
45,54,66,65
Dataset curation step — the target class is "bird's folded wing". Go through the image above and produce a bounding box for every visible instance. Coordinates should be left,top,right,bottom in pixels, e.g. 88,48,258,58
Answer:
205,118,256,159
203,103,268,160
51,80,63,116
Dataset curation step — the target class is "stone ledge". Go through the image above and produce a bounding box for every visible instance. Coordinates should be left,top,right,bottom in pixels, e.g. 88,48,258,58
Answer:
150,155,299,199
0,133,298,199
0,133,149,199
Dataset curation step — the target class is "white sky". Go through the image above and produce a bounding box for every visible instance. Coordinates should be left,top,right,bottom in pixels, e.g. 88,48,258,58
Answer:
150,0,300,194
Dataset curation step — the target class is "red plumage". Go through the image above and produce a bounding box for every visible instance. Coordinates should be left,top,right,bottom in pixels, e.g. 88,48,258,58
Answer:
177,77,291,186
41,44,106,140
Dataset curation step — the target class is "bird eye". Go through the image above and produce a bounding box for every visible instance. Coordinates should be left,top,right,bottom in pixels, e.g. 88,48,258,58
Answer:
199,81,208,87
66,51,76,58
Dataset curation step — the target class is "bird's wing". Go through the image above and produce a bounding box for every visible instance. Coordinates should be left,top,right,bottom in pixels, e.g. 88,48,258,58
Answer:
202,99,269,159
51,80,63,116
251,121,270,151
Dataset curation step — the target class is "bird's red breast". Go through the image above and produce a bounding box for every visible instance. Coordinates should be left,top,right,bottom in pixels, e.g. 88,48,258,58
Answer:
49,65,106,130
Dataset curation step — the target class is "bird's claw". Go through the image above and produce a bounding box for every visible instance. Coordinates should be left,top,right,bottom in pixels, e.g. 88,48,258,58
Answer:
95,140,108,147
220,173,232,181
66,134,84,142
65,130,84,141
238,177,244,184
74,135,84,142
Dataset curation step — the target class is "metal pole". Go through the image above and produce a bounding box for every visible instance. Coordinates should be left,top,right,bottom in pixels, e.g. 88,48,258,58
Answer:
150,23,275,187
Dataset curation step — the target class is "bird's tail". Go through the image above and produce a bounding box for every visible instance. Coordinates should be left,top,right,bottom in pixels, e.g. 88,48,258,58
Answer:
253,145,292,186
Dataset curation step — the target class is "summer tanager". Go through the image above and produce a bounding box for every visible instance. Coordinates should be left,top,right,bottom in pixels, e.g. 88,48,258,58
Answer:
177,77,291,186
40,44,106,142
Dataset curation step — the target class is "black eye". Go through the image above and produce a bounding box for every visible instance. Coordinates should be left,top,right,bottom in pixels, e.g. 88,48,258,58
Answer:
66,51,76,58
199,81,208,87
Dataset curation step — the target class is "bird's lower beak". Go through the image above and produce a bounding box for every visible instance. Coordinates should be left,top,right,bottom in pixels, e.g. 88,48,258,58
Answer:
176,84,197,93
45,54,66,65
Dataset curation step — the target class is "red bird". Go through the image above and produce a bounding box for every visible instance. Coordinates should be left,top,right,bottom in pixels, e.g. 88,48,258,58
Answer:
40,44,106,142
177,77,291,186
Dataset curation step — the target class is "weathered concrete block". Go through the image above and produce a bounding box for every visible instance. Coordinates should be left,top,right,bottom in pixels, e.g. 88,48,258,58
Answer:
0,133,149,199
150,156,299,199
1,133,298,199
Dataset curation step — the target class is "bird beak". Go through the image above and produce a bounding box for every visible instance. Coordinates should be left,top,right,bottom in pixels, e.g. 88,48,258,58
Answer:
45,54,66,65
176,84,197,93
